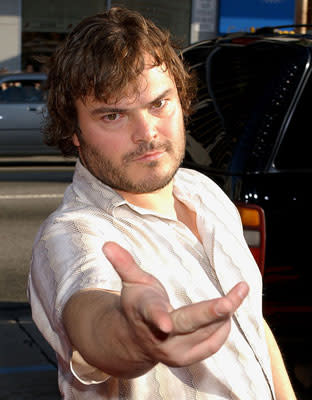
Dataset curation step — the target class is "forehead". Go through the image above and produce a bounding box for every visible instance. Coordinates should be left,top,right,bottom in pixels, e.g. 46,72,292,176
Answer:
83,63,177,109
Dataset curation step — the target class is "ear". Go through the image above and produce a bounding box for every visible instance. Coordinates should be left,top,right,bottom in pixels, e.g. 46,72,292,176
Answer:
72,132,80,147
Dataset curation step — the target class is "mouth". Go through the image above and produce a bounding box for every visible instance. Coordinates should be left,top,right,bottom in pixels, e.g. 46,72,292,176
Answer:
133,151,165,162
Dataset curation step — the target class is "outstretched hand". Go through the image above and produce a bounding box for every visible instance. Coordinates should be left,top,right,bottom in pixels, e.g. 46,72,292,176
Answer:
103,241,249,367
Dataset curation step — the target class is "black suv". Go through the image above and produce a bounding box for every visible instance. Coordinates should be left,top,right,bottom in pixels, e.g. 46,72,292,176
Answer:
182,30,312,396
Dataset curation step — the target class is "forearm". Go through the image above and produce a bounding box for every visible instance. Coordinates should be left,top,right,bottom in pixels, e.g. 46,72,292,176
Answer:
62,242,250,381
264,319,297,400
62,289,157,379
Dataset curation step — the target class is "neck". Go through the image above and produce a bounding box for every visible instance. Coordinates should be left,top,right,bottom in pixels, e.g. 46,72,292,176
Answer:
116,181,177,218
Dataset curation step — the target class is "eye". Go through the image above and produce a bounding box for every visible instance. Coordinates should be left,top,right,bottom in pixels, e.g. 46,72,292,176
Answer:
152,99,167,110
103,113,121,122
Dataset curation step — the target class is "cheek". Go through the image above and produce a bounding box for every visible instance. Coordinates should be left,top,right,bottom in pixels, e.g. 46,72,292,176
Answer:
170,109,184,139
82,125,120,152
93,135,128,161
161,107,184,139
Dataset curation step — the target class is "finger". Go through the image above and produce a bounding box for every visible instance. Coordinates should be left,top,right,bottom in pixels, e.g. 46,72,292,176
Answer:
179,321,231,366
171,300,219,334
103,241,156,286
103,242,173,333
171,282,249,334
139,295,173,334
215,281,249,317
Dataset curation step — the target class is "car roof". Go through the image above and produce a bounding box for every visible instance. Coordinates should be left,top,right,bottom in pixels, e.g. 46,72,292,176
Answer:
0,72,47,83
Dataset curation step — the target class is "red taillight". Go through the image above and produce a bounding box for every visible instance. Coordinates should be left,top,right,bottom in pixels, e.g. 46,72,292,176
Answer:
236,203,266,275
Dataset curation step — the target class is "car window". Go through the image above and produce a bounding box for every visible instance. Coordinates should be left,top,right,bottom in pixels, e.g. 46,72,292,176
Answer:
274,74,312,170
184,41,308,174
0,79,44,103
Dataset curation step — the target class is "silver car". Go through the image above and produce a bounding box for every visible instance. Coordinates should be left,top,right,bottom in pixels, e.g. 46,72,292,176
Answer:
0,72,60,156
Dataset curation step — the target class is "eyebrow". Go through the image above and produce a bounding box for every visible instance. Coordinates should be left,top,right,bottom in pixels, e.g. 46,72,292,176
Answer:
89,88,175,116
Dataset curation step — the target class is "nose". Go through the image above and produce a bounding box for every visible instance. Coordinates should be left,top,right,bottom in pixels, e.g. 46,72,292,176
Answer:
131,111,158,143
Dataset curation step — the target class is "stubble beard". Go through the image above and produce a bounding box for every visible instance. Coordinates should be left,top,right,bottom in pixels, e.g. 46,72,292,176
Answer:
78,132,186,194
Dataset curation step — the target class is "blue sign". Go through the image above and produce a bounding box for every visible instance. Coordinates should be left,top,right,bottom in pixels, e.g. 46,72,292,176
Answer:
219,0,296,34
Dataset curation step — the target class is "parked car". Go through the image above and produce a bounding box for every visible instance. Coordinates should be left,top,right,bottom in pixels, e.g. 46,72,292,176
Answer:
0,72,60,156
182,29,312,395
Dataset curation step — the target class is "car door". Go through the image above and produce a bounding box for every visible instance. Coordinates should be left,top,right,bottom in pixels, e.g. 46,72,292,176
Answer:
0,77,48,155
265,73,312,288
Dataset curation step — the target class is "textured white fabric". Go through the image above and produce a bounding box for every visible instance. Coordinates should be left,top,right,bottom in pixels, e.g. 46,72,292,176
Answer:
28,160,275,399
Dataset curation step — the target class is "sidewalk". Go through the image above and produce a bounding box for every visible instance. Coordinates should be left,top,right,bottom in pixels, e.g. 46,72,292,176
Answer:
0,155,76,165
0,302,60,400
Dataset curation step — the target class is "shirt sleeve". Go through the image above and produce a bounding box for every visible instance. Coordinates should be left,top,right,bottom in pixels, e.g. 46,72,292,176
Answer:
28,213,124,368
70,348,110,385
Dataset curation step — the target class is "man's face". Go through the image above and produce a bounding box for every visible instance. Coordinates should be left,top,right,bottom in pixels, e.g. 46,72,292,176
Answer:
73,62,185,194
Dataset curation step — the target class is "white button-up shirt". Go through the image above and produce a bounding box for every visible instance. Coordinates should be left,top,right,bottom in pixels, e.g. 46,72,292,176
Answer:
28,160,275,399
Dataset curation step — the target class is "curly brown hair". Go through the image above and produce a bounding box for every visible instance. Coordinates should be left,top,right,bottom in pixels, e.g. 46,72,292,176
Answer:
43,7,197,157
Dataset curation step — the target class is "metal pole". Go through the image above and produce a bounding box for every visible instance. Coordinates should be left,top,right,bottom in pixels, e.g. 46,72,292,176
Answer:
296,0,308,33
107,0,111,10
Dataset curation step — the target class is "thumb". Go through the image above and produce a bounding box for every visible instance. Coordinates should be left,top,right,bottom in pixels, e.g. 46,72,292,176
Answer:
103,241,173,333
103,241,156,286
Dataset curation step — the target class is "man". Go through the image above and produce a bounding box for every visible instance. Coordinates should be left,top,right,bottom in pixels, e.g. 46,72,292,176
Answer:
28,7,296,399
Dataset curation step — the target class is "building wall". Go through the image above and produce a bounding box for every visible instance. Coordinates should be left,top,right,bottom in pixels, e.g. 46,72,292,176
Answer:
22,0,108,33
1,0,309,73
1,0,217,72
110,0,192,44
22,0,192,43
191,0,218,42
0,0,21,72
20,0,195,71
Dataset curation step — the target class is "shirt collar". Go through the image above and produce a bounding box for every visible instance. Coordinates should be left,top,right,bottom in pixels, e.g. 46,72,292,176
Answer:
72,159,196,218
72,159,126,214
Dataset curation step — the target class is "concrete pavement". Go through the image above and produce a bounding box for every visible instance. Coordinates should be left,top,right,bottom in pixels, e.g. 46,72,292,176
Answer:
0,155,76,165
0,302,60,400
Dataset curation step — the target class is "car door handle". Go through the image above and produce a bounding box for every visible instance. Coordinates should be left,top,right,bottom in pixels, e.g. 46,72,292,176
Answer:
27,106,43,112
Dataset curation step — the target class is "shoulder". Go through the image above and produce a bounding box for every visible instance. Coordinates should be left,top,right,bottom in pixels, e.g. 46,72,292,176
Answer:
33,203,116,252
175,168,241,223
176,168,224,192
30,200,123,318
176,168,235,204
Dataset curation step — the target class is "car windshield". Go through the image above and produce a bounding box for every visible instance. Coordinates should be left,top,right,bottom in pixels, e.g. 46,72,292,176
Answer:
0,79,44,103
